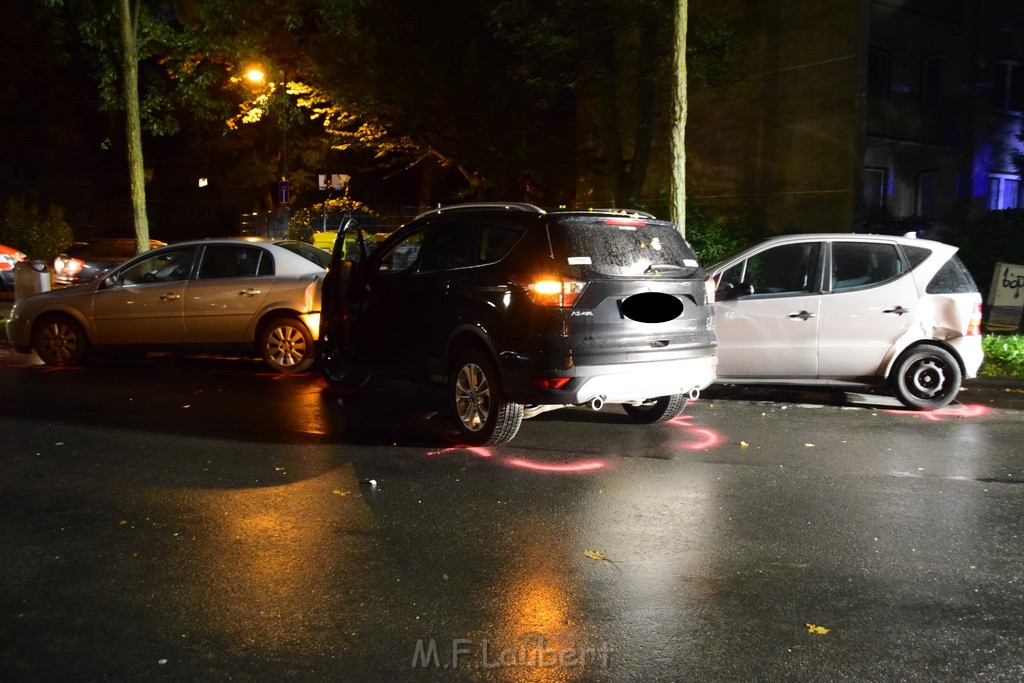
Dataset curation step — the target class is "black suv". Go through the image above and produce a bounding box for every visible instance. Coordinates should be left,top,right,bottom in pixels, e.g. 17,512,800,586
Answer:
318,203,718,444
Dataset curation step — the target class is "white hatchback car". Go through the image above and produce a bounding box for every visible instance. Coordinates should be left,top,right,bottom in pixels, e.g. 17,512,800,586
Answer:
6,238,328,373
706,234,983,410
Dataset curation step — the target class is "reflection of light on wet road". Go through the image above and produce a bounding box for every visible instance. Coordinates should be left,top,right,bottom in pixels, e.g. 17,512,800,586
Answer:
426,445,493,457
883,404,991,421
487,546,591,682
152,463,379,657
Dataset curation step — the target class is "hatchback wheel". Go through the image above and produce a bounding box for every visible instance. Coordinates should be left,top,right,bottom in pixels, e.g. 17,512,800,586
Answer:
622,394,688,423
889,345,962,410
260,316,314,373
450,349,523,445
32,314,89,366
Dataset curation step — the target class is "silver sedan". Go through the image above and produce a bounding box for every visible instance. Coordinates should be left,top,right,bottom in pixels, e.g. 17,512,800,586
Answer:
6,238,328,373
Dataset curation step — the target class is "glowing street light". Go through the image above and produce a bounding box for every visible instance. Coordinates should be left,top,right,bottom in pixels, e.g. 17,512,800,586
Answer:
244,68,266,84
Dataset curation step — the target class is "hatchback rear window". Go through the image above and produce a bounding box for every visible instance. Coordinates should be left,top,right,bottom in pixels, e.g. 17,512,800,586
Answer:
926,255,978,294
549,217,700,277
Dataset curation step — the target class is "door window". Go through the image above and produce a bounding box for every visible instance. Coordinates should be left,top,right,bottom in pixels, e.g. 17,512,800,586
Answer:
197,245,270,279
377,231,425,272
115,248,194,285
717,242,820,298
830,242,903,291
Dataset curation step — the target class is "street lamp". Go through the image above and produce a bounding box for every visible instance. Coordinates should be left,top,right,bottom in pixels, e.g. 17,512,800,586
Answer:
244,68,266,85
240,64,290,235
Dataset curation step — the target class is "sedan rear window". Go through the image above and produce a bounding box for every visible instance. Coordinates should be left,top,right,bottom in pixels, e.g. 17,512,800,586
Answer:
549,217,701,277
277,240,331,268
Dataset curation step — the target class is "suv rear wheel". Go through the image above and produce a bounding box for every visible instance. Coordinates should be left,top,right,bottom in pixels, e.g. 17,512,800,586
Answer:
889,344,962,410
450,349,523,445
621,394,688,423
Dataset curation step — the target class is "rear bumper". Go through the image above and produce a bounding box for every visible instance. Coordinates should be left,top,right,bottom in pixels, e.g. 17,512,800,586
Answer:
947,335,984,379
504,353,718,406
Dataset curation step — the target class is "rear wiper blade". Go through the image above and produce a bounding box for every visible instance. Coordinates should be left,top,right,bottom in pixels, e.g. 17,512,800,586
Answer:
644,263,696,274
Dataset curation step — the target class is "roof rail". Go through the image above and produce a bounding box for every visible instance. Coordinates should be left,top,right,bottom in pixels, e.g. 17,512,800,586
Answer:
425,202,547,216
582,208,657,219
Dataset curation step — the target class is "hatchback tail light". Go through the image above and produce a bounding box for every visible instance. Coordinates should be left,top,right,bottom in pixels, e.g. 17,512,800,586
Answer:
967,302,983,336
524,277,587,307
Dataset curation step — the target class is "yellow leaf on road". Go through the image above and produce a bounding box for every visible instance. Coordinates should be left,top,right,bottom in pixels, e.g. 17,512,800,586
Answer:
806,623,830,635
584,549,617,565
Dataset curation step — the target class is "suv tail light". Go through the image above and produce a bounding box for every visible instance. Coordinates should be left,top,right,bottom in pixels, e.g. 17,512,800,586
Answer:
525,277,587,307
967,302,982,336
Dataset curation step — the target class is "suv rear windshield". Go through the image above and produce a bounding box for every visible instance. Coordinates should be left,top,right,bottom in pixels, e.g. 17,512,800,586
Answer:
548,216,701,277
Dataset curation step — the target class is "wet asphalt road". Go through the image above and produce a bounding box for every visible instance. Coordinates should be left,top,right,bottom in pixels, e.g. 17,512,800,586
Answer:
1,342,1024,681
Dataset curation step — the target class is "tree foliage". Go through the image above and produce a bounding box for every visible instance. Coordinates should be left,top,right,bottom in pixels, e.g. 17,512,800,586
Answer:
35,0,743,236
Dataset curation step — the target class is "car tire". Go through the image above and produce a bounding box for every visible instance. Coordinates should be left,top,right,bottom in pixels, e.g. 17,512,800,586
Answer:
259,316,315,373
318,328,369,391
450,349,523,445
621,394,688,423
32,314,89,366
889,344,962,410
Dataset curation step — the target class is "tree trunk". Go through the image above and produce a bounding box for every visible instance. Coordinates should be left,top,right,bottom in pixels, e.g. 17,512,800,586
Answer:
670,0,688,236
118,0,150,254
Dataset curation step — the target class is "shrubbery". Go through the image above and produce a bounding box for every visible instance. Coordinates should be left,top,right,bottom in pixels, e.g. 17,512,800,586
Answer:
684,202,756,264
0,193,73,263
287,195,379,244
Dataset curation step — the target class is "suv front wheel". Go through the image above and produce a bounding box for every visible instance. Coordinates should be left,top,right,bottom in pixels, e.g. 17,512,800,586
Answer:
449,349,523,445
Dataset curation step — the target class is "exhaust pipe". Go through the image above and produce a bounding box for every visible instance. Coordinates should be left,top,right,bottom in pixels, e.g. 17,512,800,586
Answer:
590,395,605,411
688,387,701,400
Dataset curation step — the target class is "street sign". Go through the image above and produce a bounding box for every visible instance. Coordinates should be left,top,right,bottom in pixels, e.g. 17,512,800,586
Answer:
987,261,1024,331
278,180,289,204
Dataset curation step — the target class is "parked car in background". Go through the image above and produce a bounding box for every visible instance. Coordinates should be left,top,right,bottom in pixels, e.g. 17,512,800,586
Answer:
7,238,328,373
706,233,983,410
0,243,27,292
319,203,718,444
53,239,167,286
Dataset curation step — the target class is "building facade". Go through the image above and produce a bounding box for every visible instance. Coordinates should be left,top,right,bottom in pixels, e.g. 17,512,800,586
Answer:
686,0,1024,236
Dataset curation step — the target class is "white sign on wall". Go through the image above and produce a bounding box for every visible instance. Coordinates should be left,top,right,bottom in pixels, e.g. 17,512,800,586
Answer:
987,262,1024,331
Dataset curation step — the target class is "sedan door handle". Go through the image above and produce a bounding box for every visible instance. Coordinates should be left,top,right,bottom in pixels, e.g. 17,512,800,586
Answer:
239,288,262,297
160,293,181,301
788,310,816,321
884,305,909,316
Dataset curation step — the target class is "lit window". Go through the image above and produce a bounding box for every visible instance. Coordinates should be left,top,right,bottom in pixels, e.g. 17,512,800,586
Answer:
989,174,1022,210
